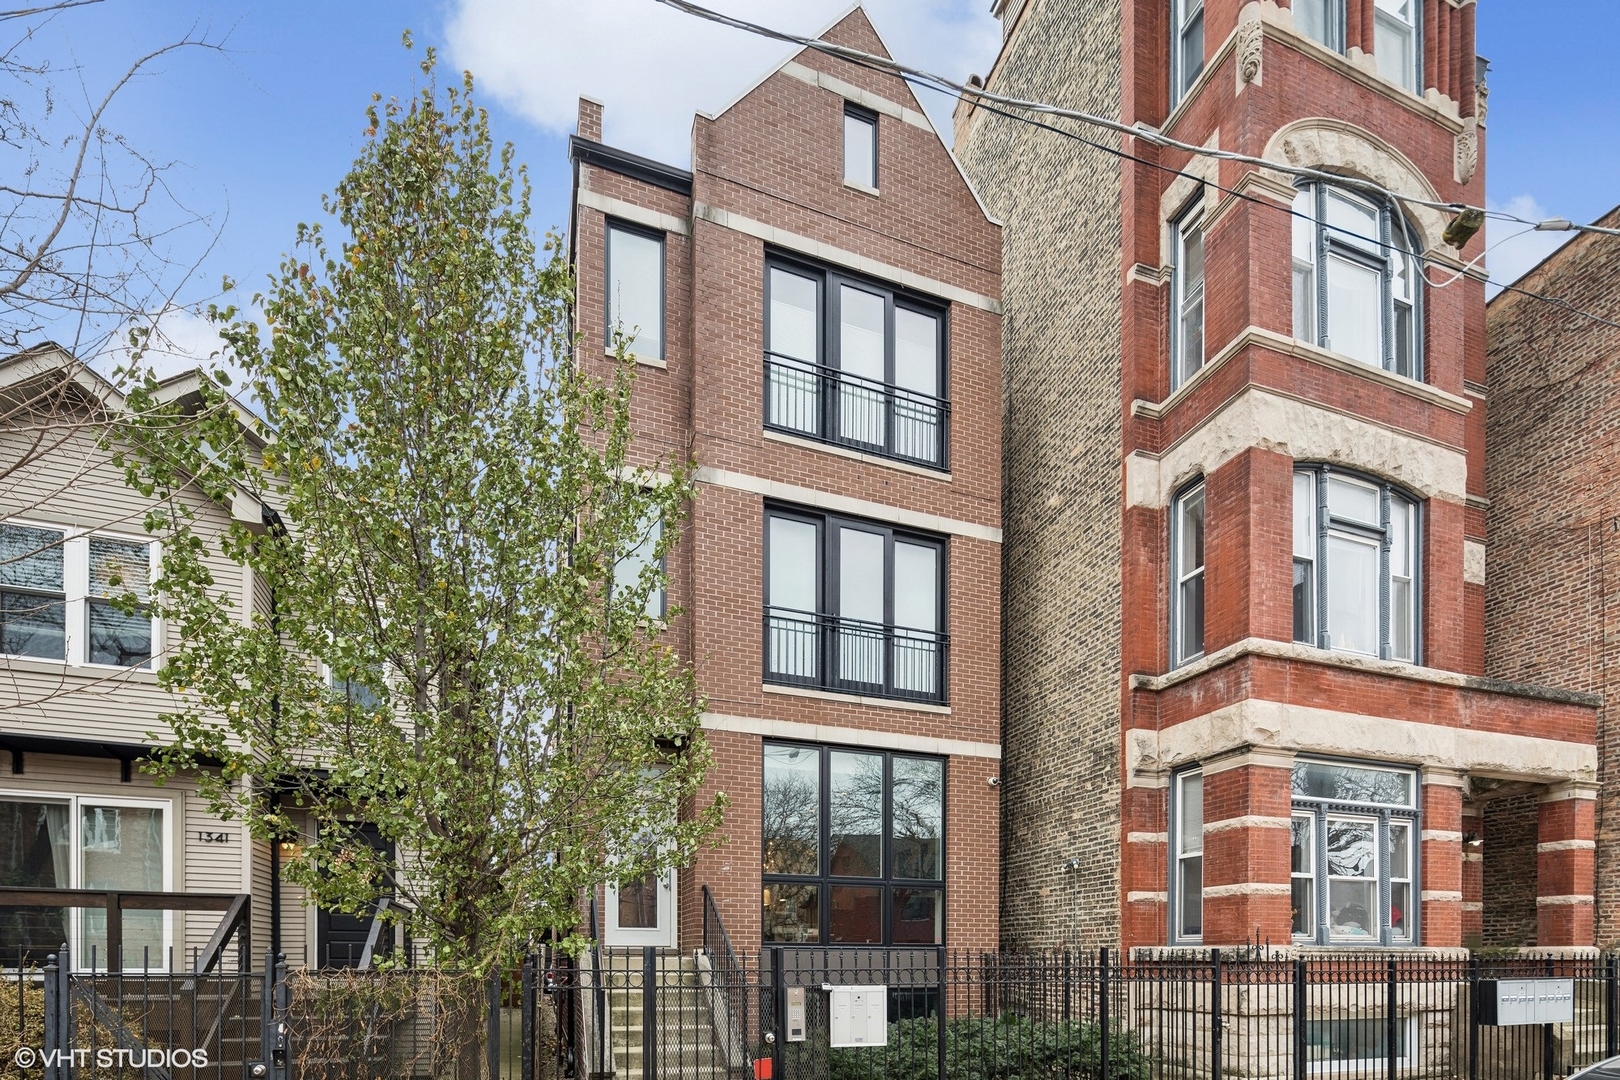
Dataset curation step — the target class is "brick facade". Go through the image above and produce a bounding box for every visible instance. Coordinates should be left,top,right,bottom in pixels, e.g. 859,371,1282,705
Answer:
959,0,1599,951
570,8,1003,956
1485,206,1620,946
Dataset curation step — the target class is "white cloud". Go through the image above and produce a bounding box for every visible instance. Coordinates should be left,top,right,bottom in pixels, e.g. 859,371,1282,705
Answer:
96,305,247,388
1484,194,1574,298
444,0,1001,165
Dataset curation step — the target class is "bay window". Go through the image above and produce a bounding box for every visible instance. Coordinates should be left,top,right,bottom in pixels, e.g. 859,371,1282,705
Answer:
0,795,171,968
762,743,944,945
1293,467,1419,662
1170,0,1205,106
1290,759,1418,946
765,258,949,469
1171,481,1205,666
606,220,665,362
765,506,947,703
0,523,156,669
1292,183,1421,380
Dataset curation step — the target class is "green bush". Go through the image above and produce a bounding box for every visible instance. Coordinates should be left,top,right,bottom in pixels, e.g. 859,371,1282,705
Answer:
821,1013,1151,1080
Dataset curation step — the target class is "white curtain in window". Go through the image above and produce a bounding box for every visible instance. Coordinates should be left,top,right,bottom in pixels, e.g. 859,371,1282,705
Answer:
607,227,663,360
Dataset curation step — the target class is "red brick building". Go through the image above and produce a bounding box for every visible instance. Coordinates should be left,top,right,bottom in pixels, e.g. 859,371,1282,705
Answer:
569,8,1002,957
956,0,1599,952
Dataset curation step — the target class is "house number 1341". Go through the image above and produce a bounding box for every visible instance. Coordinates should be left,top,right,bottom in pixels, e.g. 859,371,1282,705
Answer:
197,830,232,844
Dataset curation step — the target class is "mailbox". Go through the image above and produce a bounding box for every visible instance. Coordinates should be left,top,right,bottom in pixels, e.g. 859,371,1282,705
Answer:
785,986,806,1042
825,984,888,1048
1478,979,1575,1026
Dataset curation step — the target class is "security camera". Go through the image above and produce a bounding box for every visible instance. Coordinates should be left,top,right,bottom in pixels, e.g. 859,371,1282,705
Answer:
987,776,1000,787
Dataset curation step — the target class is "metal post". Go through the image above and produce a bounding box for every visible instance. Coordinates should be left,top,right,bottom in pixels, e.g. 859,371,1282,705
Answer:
42,953,59,1080
643,946,657,1080
260,948,275,1078
936,947,948,1080
1210,949,1223,1080
1544,956,1557,1080
771,951,785,1080
273,953,291,1080
1294,958,1307,1080
1099,946,1111,1080
522,954,537,1080
55,945,72,1080
488,969,502,1080
1385,958,1397,1080
105,892,121,975
1468,955,1480,1080
1607,954,1618,1060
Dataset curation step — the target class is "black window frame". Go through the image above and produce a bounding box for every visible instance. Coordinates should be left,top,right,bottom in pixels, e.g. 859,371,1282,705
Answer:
842,103,879,190
1293,464,1422,663
604,217,667,363
1292,181,1424,381
761,740,947,947
763,504,948,704
763,253,952,471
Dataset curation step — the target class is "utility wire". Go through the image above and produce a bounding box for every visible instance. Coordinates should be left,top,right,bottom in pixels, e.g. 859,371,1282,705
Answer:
654,0,1620,240
652,0,1620,330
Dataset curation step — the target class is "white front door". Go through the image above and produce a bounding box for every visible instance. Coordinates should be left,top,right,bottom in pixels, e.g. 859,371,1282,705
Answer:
605,867,677,947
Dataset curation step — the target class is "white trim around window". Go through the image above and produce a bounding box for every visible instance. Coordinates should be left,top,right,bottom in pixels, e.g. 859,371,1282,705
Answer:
0,520,161,671
1170,206,1206,391
1171,768,1204,942
1171,481,1206,667
0,790,175,970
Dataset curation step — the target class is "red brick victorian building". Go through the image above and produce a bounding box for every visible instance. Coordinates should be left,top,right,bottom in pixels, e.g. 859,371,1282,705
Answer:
956,0,1600,953
569,8,1004,958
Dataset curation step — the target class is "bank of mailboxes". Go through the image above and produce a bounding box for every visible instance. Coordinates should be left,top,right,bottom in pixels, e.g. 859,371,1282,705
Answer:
824,985,888,1048
1478,979,1575,1026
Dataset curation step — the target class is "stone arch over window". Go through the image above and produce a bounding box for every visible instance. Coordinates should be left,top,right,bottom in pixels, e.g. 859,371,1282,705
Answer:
1262,117,1446,251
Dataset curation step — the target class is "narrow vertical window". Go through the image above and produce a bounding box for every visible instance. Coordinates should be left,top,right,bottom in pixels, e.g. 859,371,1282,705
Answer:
837,284,887,447
1325,816,1379,942
1292,470,1316,645
1291,814,1316,938
1388,820,1413,941
1374,0,1419,92
1172,213,1206,390
606,222,665,362
1292,189,1317,341
766,515,820,681
0,524,66,660
1175,770,1203,940
86,536,152,668
613,510,665,619
843,106,877,189
1171,0,1206,105
1172,483,1206,666
837,525,886,686
1389,499,1414,662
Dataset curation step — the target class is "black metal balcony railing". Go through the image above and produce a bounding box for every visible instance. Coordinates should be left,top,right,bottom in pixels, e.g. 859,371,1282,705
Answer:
764,351,950,470
764,606,947,703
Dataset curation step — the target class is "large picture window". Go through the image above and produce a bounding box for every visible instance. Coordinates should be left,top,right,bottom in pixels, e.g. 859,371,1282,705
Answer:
606,220,665,362
765,507,947,703
765,258,949,469
1290,759,1418,946
762,743,944,945
1171,481,1205,666
1293,467,1419,662
1292,183,1421,379
0,794,171,969
0,523,156,669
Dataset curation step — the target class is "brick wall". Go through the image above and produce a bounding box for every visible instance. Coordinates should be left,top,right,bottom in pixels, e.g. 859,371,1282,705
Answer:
957,0,1126,949
1480,793,1539,950
1485,209,1620,943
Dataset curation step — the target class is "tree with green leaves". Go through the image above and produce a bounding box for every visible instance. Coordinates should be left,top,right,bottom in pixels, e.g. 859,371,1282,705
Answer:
121,43,718,996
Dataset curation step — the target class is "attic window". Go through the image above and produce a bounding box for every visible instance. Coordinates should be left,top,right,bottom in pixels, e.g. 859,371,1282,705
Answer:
843,105,877,190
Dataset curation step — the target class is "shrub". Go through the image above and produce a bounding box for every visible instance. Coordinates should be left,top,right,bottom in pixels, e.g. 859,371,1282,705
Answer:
823,1013,1151,1080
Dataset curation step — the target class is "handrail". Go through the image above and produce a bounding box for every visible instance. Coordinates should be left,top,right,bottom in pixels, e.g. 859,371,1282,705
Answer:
0,887,250,975
764,606,950,703
701,885,753,1075
193,892,252,975
764,350,951,470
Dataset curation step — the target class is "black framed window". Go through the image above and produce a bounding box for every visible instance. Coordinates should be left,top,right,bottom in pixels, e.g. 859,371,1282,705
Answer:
1290,758,1418,946
843,105,878,189
1170,0,1206,106
1293,466,1419,662
764,506,947,703
606,220,665,362
762,742,944,946
764,257,949,469
1292,182,1422,379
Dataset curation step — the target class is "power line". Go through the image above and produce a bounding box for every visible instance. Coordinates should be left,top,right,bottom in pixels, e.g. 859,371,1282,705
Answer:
651,0,1620,331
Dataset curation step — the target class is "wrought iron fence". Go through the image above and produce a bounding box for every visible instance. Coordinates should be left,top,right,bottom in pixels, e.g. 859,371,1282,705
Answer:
764,352,950,470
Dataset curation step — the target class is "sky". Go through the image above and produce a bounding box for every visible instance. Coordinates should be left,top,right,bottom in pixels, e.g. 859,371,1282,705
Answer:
19,0,1619,367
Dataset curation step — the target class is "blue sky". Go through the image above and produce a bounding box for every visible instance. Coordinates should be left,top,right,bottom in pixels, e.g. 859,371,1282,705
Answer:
27,0,1618,363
